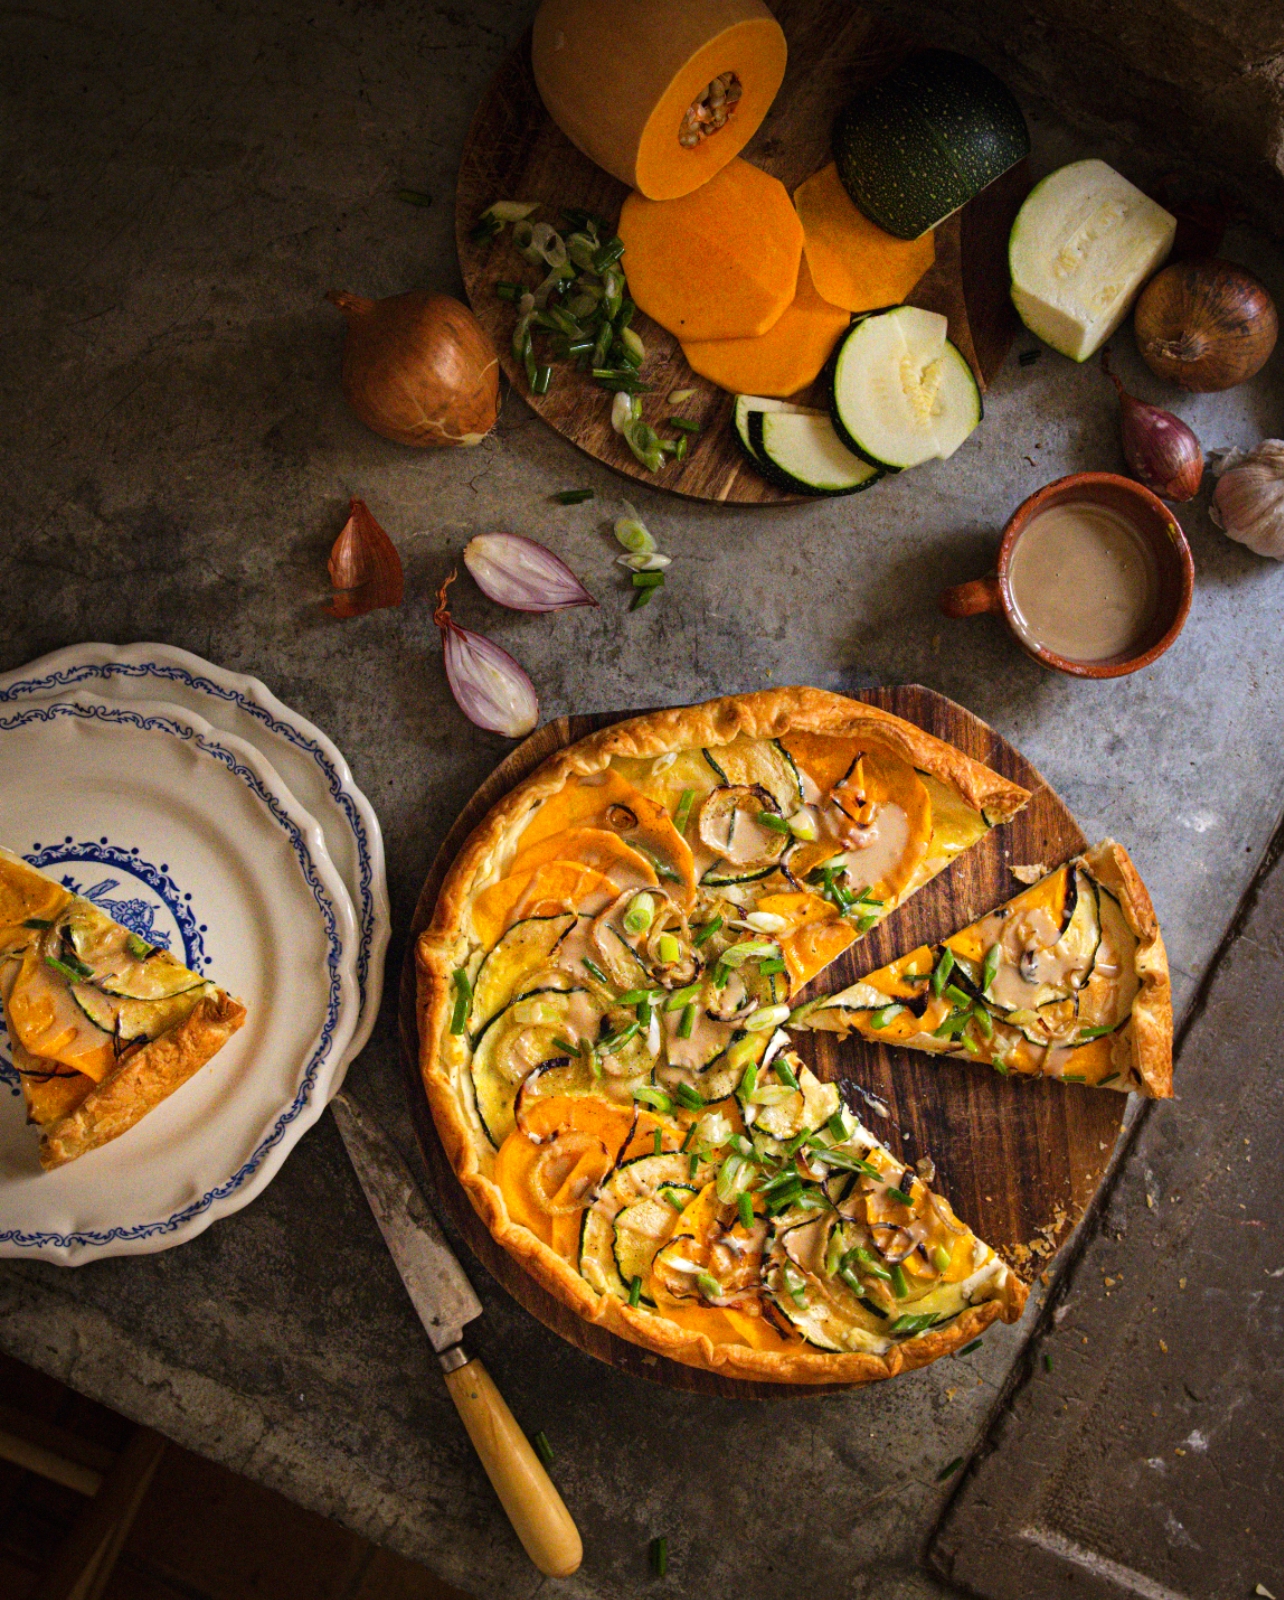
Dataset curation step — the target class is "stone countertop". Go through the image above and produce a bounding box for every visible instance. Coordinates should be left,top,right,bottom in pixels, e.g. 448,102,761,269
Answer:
1,2,1282,1597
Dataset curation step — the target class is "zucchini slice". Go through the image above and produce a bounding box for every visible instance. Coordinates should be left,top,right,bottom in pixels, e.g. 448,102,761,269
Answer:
732,395,822,463
470,912,578,1034
702,737,804,813
69,983,117,1034
747,409,883,496
830,306,981,471
613,1185,698,1305
470,988,598,1147
578,1153,707,1301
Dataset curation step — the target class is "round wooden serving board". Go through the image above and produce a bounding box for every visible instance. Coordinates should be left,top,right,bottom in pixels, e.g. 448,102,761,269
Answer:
399,687,1126,1398
455,1,1028,505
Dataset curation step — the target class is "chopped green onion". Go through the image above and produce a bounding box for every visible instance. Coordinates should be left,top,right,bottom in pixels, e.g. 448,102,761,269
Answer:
653,1128,663,1156
23,917,54,930
582,957,609,984
781,1264,808,1305
931,1244,953,1273
944,983,973,1008
885,1184,915,1207
657,934,681,966
650,1536,668,1577
930,947,955,997
673,434,689,463
759,957,786,976
688,1150,700,1178
744,1003,789,1033
593,235,626,272
125,932,153,959
1099,1072,1120,1085
664,982,701,1011
869,1004,904,1030
1043,1351,1053,1372
617,988,656,1006
668,388,695,404
633,1085,672,1113
755,810,790,834
531,363,552,395
715,1153,749,1201
678,1002,696,1039
981,943,1002,994
532,1430,554,1465
891,1311,941,1337
598,1021,640,1054
618,325,645,365
667,416,701,433
1061,1072,1086,1083
629,1275,643,1307
449,968,471,1034
550,1037,579,1058
632,571,665,588
737,1191,755,1230
397,188,434,207
614,514,655,554
956,1339,983,1358
850,1247,891,1282
827,1111,848,1141
672,788,696,835
972,1005,994,1040
623,892,656,934
637,997,652,1026
739,1062,759,1101
660,1186,687,1211
889,1262,910,1299
469,211,502,243
961,1031,982,1056
1076,1025,1116,1040
674,1080,703,1108
554,487,594,504
720,940,778,968
495,280,522,302
785,810,818,842
692,916,723,945
856,913,880,934
936,1456,964,1482
711,961,730,988
775,1058,798,1090
680,1123,697,1152
696,1272,722,1301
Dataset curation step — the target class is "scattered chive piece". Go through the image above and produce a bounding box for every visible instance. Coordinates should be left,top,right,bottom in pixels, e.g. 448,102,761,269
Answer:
678,1001,696,1039
936,1456,965,1482
756,810,791,833
827,1110,848,1141
633,1085,673,1113
673,788,696,835
944,982,973,1008
869,1004,901,1030
1043,1352,1053,1372
673,434,688,463
449,968,471,1034
930,947,955,997
550,1037,578,1057
582,957,609,984
760,957,787,975
885,1185,914,1207
653,1128,663,1156
1077,1025,1116,1040
532,363,553,395
532,1429,554,1464
740,1062,758,1101
23,917,54,929
956,1339,984,1358
661,1186,686,1211
1062,1072,1086,1082
680,1123,697,1151
599,1020,641,1054
617,988,654,1006
554,487,594,504
397,188,434,207
696,1272,721,1301
889,1262,910,1299
668,388,695,404
632,570,665,588
775,1058,798,1090
667,416,701,433
981,943,1002,995
650,1536,668,1577
657,934,682,967
688,1150,700,1178
664,982,701,1011
674,1081,703,1108
629,1275,643,1307
638,997,652,1026
973,1005,994,1040
693,916,723,945
737,1191,755,1229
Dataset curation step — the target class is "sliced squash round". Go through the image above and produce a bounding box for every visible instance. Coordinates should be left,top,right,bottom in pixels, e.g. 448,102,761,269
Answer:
732,395,820,463
794,163,936,313
830,306,981,471
748,410,882,496
531,0,787,201
619,158,803,341
680,258,850,398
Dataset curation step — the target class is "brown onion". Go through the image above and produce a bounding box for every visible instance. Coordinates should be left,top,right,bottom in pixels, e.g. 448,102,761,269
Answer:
1134,259,1278,392
326,289,500,446
1101,353,1203,502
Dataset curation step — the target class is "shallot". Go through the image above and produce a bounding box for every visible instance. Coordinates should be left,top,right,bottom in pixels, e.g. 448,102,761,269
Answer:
434,572,538,737
463,532,596,612
1102,353,1203,502
324,499,404,618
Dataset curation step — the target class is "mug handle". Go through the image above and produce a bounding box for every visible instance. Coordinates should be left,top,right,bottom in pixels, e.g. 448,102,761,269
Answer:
939,573,1002,618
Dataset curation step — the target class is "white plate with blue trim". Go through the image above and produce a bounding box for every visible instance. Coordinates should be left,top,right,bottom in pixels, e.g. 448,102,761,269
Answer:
0,643,389,1065
0,692,362,1263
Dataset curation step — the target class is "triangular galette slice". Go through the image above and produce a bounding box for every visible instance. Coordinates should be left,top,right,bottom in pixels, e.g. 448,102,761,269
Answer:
0,847,246,1167
791,841,1172,1096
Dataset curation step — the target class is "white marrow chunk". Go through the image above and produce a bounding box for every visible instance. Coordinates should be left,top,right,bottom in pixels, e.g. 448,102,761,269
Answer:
1009,159,1176,362
831,306,981,471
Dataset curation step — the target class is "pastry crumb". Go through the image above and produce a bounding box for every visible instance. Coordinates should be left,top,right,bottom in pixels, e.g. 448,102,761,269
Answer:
1011,862,1047,884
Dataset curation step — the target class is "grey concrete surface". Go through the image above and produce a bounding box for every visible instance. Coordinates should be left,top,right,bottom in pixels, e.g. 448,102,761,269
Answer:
0,3,1282,1598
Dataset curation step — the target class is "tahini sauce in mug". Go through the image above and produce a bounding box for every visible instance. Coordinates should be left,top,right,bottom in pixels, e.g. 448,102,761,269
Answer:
1007,501,1161,663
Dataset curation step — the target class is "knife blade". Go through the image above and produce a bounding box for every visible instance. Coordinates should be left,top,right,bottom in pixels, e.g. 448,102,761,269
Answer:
330,1088,582,1577
331,1089,481,1354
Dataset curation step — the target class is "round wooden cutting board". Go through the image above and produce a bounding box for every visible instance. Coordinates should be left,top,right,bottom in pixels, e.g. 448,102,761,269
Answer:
399,687,1126,1398
455,2,1026,505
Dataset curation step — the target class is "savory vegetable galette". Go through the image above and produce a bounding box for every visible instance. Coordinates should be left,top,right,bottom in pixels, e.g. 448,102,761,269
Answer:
0,848,245,1169
416,689,1170,1383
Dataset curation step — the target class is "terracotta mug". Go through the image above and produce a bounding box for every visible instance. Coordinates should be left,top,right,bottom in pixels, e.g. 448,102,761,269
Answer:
939,471,1195,679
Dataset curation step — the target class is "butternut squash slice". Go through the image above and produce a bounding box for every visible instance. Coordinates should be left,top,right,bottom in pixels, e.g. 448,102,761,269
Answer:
680,257,851,397
495,1095,637,1259
531,0,787,201
507,826,659,890
619,158,803,341
469,861,619,949
794,162,936,314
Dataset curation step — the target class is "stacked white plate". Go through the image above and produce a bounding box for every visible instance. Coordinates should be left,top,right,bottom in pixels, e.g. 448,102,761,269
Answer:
0,643,389,1264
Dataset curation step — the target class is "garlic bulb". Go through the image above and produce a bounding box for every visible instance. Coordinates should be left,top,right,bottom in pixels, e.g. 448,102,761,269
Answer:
1210,441,1284,560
